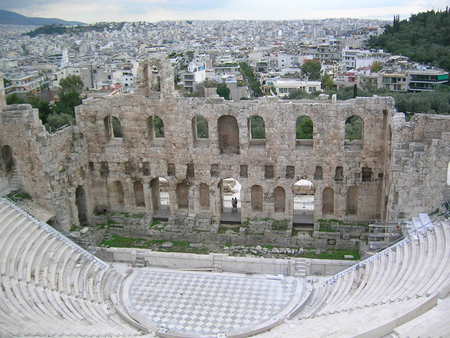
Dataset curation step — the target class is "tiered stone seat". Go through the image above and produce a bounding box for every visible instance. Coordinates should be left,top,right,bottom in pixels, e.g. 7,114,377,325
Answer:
298,218,450,322
0,198,148,336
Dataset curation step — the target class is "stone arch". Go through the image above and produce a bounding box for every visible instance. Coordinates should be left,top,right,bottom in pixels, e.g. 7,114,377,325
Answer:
193,115,209,140
1,145,15,174
293,179,315,224
111,116,123,138
220,178,241,223
150,177,169,216
218,115,240,154
274,186,286,213
176,181,189,209
133,181,145,207
335,166,344,181
154,116,164,138
314,166,323,180
111,181,124,207
346,186,358,215
251,185,263,211
147,116,154,141
248,115,265,139
345,115,364,140
296,115,313,139
75,185,88,226
103,116,111,139
322,187,334,215
199,183,210,209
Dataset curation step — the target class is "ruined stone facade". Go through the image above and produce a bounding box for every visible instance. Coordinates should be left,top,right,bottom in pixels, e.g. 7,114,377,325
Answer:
0,62,449,240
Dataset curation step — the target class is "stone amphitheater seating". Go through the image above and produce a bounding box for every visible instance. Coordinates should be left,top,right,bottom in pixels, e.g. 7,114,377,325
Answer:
0,198,148,337
260,216,450,337
1,196,449,337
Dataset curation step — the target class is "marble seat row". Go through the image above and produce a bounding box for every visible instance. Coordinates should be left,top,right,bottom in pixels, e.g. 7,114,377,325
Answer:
0,198,145,336
299,218,450,319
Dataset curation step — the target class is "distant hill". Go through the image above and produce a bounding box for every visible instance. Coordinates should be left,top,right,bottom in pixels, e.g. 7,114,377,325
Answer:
0,9,84,26
368,9,450,71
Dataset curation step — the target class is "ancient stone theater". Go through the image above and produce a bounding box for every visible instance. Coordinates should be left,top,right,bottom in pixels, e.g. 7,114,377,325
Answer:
0,58,449,337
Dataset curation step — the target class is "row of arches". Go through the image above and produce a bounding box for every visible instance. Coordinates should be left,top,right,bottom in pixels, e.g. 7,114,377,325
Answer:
102,114,364,147
92,178,359,219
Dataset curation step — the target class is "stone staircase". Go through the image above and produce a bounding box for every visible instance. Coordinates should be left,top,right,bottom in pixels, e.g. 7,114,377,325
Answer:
292,259,310,277
135,250,146,268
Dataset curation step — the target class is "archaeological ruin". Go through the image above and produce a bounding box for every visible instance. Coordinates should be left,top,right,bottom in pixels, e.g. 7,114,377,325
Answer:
0,58,450,337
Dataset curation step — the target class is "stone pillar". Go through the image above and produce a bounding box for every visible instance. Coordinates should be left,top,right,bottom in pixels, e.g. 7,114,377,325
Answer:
0,72,6,110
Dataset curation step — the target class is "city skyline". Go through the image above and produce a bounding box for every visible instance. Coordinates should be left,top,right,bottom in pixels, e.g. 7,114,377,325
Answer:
1,0,449,23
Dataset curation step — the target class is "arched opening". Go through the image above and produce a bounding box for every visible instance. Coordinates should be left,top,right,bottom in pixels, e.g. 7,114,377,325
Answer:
147,117,154,141
199,183,210,209
220,178,241,223
314,166,323,180
134,181,145,207
111,181,124,208
293,179,314,225
335,166,344,181
176,181,189,209
75,186,88,226
193,115,209,140
322,187,334,215
296,116,313,139
274,186,286,213
218,115,240,154
346,186,358,216
251,185,263,211
111,116,123,138
249,115,265,139
1,145,15,174
296,116,313,148
150,177,169,218
345,115,363,150
104,116,111,139
154,116,164,138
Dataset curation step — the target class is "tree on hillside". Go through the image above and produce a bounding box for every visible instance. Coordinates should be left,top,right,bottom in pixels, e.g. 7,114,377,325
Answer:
321,74,335,91
368,9,450,70
59,75,84,95
216,83,230,100
301,60,321,80
54,75,83,115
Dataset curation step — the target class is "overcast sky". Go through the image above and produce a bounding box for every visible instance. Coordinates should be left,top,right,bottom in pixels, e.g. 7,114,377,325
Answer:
1,0,449,23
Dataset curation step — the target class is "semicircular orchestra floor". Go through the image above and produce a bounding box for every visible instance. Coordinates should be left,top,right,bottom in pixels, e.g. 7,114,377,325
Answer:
122,268,309,337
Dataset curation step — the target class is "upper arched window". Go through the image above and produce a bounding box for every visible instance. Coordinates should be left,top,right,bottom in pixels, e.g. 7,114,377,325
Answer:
296,116,313,139
104,116,123,139
111,116,123,138
249,115,265,139
154,116,164,138
148,116,165,139
345,115,363,140
193,115,209,139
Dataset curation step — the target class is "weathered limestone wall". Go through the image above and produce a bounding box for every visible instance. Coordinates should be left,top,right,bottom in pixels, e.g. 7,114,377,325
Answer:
0,104,88,229
96,247,355,276
2,58,448,235
76,95,393,227
387,113,450,220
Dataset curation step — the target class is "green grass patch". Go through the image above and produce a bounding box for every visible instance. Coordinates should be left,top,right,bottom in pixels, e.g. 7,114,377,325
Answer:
6,190,32,202
301,248,360,260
